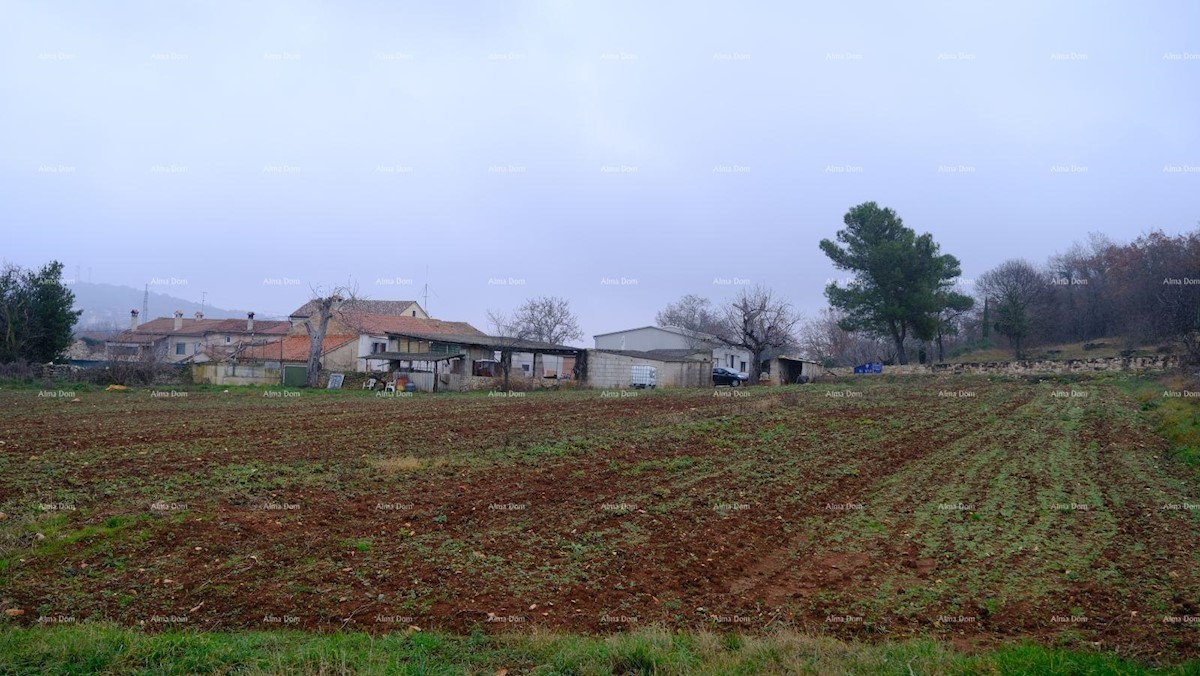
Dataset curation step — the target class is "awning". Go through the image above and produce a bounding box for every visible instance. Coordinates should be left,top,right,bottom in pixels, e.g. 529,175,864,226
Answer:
359,352,465,362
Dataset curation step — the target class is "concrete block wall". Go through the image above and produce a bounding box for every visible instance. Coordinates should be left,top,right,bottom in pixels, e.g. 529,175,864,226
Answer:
585,351,711,388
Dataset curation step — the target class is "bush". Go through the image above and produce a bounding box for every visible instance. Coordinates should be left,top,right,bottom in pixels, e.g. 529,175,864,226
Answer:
0,360,39,382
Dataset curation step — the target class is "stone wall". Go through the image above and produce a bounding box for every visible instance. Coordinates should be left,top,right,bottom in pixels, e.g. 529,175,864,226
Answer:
823,355,1179,378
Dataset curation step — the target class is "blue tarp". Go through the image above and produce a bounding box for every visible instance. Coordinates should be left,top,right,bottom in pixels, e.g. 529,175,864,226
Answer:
853,362,883,374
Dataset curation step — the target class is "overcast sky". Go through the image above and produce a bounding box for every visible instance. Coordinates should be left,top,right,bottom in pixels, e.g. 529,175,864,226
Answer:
2,0,1198,341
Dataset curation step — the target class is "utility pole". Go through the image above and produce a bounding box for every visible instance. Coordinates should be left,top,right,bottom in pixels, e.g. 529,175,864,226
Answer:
142,284,149,323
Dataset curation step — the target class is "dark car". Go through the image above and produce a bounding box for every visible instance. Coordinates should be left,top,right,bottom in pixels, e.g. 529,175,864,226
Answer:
712,366,748,386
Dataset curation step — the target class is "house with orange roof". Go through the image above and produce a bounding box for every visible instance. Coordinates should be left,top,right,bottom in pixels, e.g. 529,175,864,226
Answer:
106,310,290,364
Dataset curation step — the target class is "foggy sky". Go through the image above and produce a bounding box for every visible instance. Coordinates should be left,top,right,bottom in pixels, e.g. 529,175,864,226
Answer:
2,0,1198,342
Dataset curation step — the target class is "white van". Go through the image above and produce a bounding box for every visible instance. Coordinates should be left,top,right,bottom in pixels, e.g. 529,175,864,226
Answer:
631,364,657,389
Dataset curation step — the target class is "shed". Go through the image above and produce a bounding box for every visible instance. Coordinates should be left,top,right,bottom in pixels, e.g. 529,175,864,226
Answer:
766,355,822,385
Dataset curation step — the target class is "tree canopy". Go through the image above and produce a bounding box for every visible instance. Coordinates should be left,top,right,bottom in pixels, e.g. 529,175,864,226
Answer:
0,261,81,363
820,202,970,364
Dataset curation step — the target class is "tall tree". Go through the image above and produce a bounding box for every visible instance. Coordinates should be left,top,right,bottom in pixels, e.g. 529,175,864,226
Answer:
508,296,583,345
0,261,81,363
820,202,967,364
717,285,800,383
976,260,1048,359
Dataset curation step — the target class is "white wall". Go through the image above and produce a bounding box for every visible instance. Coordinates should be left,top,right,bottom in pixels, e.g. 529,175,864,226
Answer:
359,334,390,372
594,327,691,351
595,327,751,373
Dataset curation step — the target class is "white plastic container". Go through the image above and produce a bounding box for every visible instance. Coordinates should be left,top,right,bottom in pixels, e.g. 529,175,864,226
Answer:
631,364,657,389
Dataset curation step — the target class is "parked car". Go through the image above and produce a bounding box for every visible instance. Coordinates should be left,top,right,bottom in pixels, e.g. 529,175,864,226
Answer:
631,364,657,389
712,366,748,386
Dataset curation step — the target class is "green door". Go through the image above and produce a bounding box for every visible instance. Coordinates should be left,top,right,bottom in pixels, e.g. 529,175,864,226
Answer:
283,365,307,387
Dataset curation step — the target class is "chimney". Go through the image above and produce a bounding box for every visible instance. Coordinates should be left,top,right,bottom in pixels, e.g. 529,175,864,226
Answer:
194,311,204,321
174,310,184,331
246,311,255,332
130,309,139,331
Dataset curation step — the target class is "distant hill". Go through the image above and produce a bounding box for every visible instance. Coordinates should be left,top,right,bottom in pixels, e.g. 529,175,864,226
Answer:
68,282,282,330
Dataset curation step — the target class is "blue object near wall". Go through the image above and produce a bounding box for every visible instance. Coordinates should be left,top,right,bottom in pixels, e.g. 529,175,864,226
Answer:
853,362,883,374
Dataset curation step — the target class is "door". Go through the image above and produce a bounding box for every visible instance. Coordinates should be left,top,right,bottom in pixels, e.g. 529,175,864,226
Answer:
282,365,307,387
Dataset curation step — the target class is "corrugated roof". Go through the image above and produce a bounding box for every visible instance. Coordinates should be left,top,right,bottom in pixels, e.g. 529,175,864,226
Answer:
592,348,711,363
360,351,465,362
593,325,721,341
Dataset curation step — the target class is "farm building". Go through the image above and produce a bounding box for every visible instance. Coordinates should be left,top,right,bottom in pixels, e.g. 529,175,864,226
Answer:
366,330,580,392
287,300,434,373
594,325,751,375
582,349,712,389
192,333,359,386
765,355,822,384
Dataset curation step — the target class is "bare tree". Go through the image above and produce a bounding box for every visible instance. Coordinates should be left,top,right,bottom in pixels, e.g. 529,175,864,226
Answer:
297,285,354,387
509,296,583,345
655,294,726,351
486,308,531,391
799,308,894,367
976,260,1048,359
656,294,723,334
717,285,801,383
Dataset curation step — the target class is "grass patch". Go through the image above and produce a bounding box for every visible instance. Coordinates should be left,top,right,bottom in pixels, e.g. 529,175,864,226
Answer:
0,624,1193,675
1116,374,1200,472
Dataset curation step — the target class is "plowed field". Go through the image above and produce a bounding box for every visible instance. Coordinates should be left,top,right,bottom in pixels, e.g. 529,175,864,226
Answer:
1,376,1197,662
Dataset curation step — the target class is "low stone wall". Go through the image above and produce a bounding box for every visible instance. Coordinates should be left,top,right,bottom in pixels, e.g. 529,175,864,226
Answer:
824,355,1179,378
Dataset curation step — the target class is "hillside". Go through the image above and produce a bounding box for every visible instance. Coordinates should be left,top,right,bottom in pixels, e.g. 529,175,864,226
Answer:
67,282,280,329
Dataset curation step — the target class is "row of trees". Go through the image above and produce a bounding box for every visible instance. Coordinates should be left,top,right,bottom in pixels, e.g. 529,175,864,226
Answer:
0,261,80,364
800,204,1200,365
974,230,1200,359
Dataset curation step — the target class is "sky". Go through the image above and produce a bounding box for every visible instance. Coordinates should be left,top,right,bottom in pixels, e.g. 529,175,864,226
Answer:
2,0,1198,343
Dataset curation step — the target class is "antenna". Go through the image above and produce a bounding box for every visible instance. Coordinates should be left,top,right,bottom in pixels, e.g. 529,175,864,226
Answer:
201,291,207,313
427,265,436,316
142,283,149,320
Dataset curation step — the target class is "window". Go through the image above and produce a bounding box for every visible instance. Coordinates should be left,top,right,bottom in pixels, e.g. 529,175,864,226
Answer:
175,343,186,355
740,361,747,372
411,310,416,317
728,355,735,368
225,336,231,343
371,341,387,354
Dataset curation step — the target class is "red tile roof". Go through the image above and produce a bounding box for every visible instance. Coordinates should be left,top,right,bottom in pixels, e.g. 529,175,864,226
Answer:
109,317,290,342
339,313,485,337
237,334,357,362
291,299,419,318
